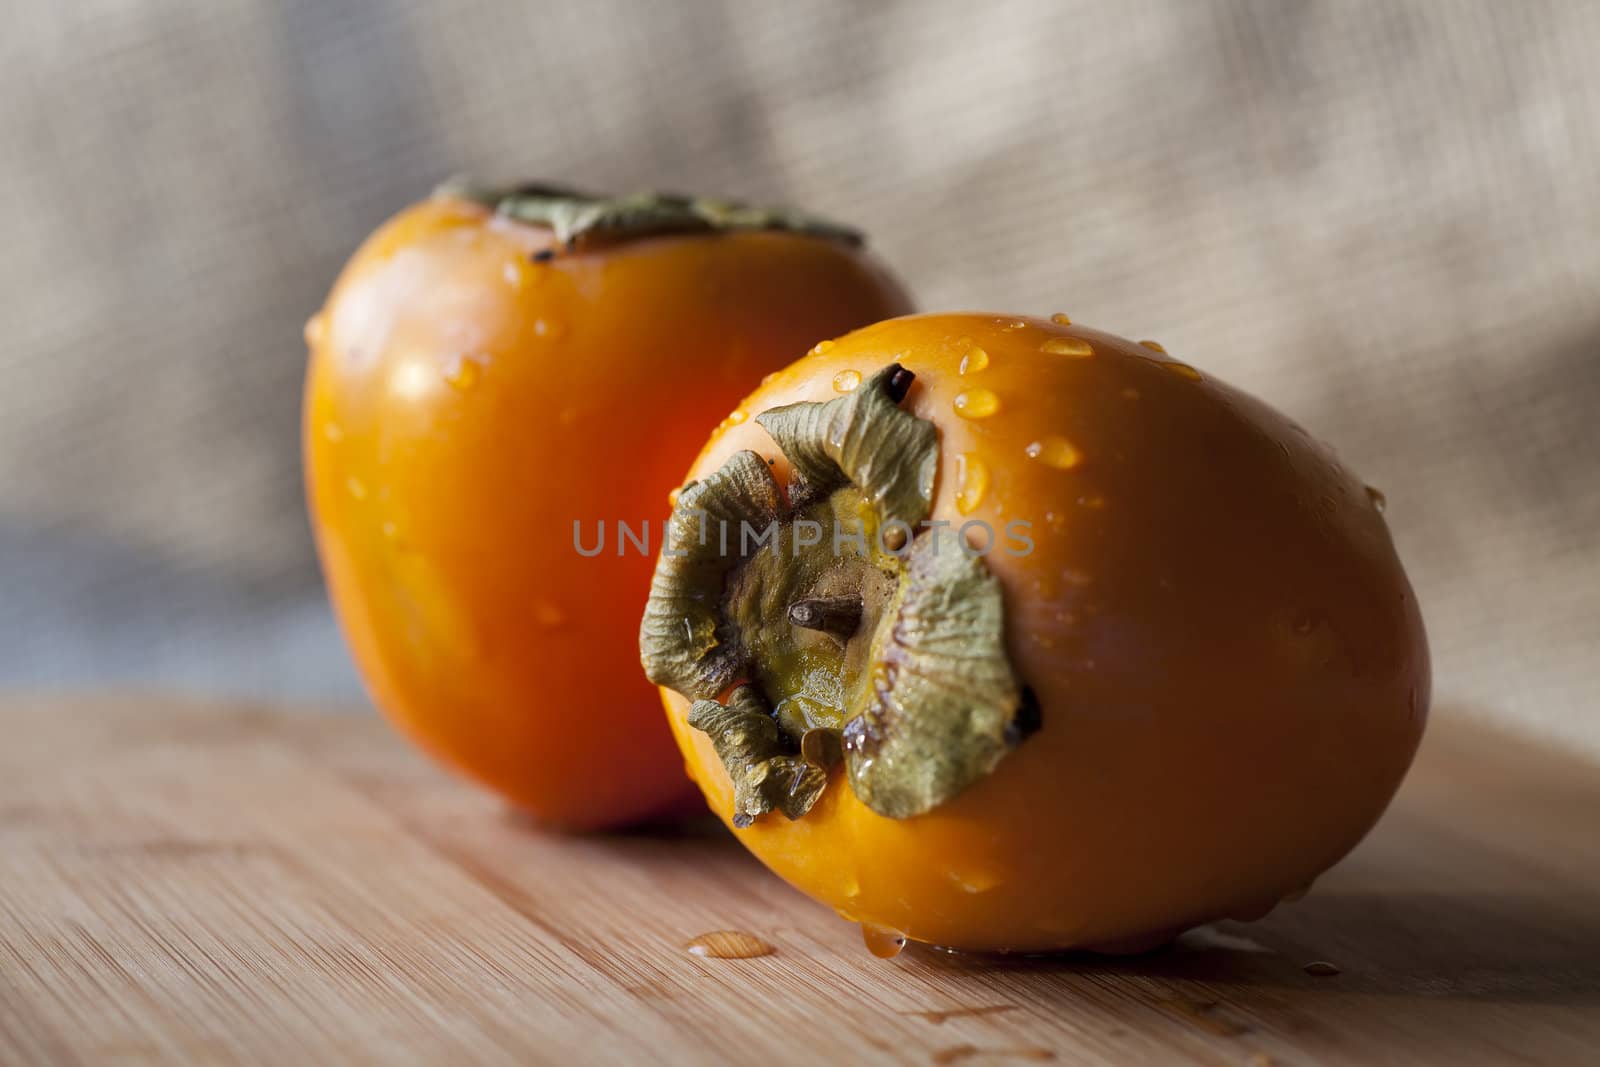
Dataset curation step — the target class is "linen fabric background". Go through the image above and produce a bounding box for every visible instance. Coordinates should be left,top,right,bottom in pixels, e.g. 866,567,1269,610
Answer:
2,1,1596,755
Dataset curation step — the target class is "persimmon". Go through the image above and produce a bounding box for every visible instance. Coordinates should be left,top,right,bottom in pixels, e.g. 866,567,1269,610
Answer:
641,312,1428,952
304,183,912,829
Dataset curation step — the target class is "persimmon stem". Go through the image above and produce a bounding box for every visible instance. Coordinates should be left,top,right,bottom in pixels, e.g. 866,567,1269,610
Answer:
788,595,864,643
885,366,915,403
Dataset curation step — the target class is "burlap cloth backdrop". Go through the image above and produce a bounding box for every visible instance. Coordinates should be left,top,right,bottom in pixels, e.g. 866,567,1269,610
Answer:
2,1,1595,753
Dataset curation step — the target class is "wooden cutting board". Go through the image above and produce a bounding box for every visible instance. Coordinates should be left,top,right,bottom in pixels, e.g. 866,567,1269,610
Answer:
1,698,1596,1065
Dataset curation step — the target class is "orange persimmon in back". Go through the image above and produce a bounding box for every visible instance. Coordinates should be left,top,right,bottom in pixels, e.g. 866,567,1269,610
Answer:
304,183,912,828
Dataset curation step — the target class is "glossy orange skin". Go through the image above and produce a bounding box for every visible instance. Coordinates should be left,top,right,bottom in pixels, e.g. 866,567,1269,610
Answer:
304,195,912,829
661,313,1429,950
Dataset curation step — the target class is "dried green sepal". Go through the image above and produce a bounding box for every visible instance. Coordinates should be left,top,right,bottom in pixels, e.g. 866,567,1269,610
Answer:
754,366,937,532
688,686,827,827
436,179,863,249
640,364,1039,825
843,534,1025,818
639,450,785,699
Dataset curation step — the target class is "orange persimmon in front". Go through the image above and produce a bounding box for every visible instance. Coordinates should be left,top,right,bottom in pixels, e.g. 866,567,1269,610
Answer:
304,183,911,829
641,313,1428,952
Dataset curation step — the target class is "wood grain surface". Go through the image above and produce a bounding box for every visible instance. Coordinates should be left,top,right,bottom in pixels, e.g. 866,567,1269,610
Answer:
1,698,1596,1065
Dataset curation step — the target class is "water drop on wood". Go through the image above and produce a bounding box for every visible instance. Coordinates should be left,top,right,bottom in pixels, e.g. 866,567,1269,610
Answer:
684,930,775,959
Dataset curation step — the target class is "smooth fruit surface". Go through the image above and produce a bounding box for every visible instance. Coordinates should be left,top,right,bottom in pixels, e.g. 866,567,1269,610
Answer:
304,193,911,828
657,312,1428,949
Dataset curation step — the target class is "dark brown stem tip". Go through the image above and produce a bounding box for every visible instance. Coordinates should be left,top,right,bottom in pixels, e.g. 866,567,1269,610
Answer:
1004,686,1043,746
884,365,915,404
788,595,864,642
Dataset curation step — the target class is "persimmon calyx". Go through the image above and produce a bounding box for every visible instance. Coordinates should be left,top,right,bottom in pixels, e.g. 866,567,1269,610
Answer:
688,686,828,828
435,179,863,249
639,365,1038,822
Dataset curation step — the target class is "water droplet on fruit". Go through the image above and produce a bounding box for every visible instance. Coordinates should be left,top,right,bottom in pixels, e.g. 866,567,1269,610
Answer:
959,345,990,374
1303,960,1341,977
322,422,344,443
1026,436,1081,469
1050,312,1072,326
953,388,1000,419
1160,361,1202,381
948,868,1002,894
685,931,775,959
1366,486,1387,512
380,520,399,541
534,601,565,627
1041,337,1093,358
303,313,326,347
955,453,990,514
728,409,747,425
534,318,563,339
444,356,482,391
1078,493,1105,509
502,261,525,289
861,923,906,959
833,369,862,393
1139,339,1167,354
810,339,836,356
346,477,368,501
